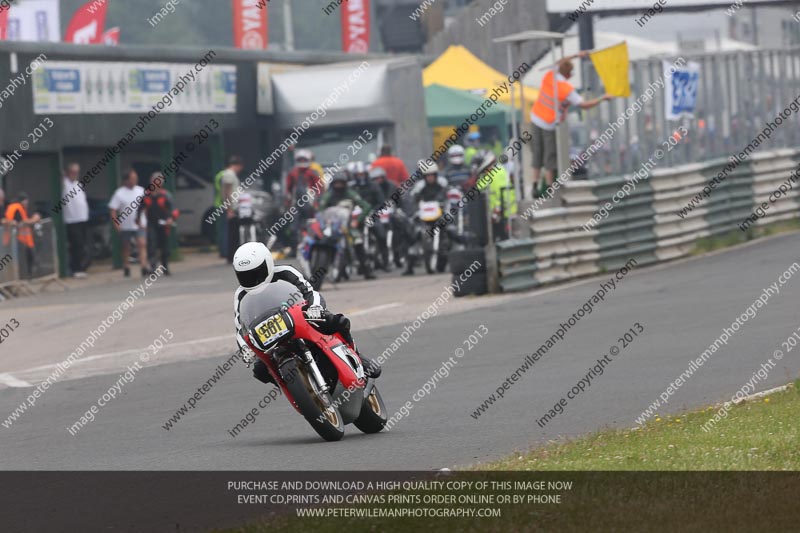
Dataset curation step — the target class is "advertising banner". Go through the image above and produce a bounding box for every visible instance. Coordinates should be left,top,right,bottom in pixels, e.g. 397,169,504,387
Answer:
32,61,238,114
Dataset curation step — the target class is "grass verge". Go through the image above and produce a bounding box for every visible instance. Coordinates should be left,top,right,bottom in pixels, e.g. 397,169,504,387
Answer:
481,380,799,471
692,217,800,255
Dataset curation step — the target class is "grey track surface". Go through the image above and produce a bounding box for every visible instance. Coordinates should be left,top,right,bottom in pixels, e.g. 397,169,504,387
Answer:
1,233,799,470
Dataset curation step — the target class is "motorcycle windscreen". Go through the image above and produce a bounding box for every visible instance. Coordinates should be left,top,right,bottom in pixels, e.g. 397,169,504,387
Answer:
319,206,350,226
239,280,304,330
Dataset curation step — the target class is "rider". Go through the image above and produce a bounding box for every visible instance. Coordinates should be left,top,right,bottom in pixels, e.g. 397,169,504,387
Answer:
352,162,385,211
443,145,471,191
404,161,448,276
285,149,323,256
318,171,376,280
411,161,448,203
368,167,395,202
232,242,381,387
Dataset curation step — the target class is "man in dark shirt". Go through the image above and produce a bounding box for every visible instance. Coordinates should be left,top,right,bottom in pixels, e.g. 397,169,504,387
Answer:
138,173,175,275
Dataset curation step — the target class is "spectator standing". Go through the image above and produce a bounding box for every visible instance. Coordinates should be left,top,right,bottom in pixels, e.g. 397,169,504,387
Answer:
61,163,90,278
138,172,175,276
530,52,613,198
4,193,41,278
109,169,149,277
370,145,410,188
214,155,244,263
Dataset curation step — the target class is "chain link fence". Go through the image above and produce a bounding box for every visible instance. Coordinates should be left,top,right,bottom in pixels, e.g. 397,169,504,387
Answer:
576,48,800,180
0,219,59,299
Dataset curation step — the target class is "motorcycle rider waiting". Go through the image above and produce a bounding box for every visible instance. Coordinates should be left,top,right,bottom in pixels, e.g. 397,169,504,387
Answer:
352,163,389,271
443,145,472,191
285,149,323,256
318,171,376,280
405,161,448,276
232,242,381,387
352,162,385,209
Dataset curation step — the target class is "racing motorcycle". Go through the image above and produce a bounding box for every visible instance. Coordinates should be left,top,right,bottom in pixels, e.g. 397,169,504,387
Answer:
300,206,352,291
364,208,391,272
416,200,450,274
239,280,387,441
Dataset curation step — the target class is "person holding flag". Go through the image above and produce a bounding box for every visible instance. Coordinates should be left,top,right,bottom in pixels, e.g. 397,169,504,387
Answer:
530,51,614,199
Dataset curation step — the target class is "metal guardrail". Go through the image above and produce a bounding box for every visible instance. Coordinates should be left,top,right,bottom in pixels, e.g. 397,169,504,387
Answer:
0,219,60,300
496,148,800,292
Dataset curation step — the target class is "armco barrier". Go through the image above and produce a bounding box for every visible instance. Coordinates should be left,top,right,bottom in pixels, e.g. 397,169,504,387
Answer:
496,149,800,292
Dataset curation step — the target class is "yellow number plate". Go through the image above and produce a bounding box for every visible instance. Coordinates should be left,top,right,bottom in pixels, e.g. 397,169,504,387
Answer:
256,314,289,346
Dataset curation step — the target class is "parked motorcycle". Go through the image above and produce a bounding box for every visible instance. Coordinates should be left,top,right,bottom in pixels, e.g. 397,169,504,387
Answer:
239,280,387,441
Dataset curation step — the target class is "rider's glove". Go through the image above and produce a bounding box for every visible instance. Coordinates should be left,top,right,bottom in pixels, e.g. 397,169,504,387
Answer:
304,305,325,321
239,344,256,367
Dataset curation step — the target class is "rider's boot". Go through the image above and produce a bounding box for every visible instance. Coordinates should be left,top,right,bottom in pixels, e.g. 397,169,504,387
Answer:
253,359,277,386
354,244,376,280
403,254,415,276
329,313,381,379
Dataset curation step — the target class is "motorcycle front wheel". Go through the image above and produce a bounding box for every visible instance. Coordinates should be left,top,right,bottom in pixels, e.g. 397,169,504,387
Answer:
309,247,332,291
280,357,344,442
353,385,388,434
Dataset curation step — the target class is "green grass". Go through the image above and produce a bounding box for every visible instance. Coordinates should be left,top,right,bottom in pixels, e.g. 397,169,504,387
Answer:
224,383,800,532
692,217,800,255
481,381,800,471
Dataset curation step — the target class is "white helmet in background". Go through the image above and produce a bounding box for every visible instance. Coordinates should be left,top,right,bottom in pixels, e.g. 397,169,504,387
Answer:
447,145,465,166
418,159,439,176
295,149,312,169
233,242,275,292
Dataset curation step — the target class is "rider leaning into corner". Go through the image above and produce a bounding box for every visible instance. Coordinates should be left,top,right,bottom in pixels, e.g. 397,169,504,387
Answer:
232,242,381,386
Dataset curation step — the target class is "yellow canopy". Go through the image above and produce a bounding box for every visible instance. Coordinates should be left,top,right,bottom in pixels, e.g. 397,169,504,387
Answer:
423,45,539,118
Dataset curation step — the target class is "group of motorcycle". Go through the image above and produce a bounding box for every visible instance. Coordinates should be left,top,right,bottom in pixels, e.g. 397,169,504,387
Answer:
298,159,472,291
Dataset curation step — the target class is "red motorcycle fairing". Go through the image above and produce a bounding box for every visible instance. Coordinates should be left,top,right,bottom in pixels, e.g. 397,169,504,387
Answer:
285,305,365,391
245,303,365,413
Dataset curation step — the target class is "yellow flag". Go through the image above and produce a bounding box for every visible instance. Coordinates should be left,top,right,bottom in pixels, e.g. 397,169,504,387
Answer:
590,42,631,98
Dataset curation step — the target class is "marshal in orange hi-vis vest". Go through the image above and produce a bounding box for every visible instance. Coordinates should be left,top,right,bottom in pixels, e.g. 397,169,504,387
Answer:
3,203,34,248
531,70,575,126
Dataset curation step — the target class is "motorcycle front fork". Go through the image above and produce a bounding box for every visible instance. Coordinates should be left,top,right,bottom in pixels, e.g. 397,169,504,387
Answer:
297,339,328,394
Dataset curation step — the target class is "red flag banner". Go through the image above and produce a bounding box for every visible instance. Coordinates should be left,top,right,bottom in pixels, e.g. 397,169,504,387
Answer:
0,6,8,41
102,26,120,45
64,0,108,44
341,0,370,53
232,0,267,50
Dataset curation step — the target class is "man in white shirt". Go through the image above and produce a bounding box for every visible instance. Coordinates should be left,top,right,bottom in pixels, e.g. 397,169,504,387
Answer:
530,52,612,198
109,169,149,277
218,156,243,263
61,163,90,278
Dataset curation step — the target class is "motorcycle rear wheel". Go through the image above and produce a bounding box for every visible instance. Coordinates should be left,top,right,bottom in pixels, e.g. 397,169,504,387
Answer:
353,385,388,434
280,358,344,442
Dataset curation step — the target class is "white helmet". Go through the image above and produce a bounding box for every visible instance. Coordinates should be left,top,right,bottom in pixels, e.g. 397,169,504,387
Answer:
295,149,312,169
447,145,465,165
418,159,439,176
233,242,274,291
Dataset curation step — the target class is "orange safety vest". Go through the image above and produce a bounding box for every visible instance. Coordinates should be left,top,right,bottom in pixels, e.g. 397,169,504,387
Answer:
531,70,575,126
3,203,34,248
